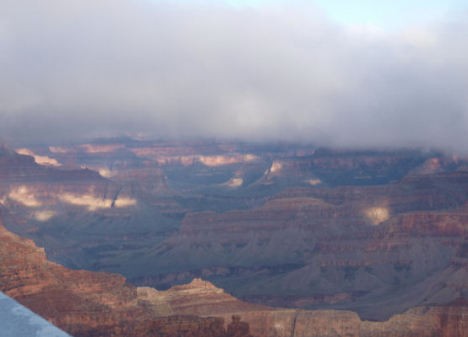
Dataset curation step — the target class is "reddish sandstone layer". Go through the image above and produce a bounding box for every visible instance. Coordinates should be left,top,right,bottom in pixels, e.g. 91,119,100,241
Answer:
137,276,467,337
138,278,269,317
0,219,253,337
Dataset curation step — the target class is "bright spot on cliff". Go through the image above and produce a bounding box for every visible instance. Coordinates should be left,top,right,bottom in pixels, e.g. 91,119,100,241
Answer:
114,197,138,208
59,193,136,211
269,161,283,174
307,179,322,186
225,177,244,188
80,144,125,154
16,149,61,167
33,210,56,222
130,150,258,167
98,168,115,178
8,186,42,208
198,154,258,167
365,207,390,225
273,322,286,333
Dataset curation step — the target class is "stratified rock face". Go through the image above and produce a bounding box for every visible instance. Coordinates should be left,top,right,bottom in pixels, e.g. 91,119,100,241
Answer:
0,218,144,335
134,269,468,337
0,217,467,337
2,141,468,326
137,278,269,317
0,219,254,337
138,171,468,320
224,306,468,337
138,278,467,337
361,305,468,337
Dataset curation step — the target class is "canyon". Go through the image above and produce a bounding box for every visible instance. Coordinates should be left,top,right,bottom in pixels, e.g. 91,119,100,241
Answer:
0,218,466,337
0,140,467,335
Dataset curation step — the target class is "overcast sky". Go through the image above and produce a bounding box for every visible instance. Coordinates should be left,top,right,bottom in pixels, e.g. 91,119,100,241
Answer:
0,0,467,152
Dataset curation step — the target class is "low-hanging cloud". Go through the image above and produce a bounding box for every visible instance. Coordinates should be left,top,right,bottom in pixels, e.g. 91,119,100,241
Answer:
0,0,467,152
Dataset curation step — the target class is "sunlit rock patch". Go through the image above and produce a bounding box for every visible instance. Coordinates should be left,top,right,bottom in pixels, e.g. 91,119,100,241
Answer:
16,148,61,167
98,168,115,178
198,154,257,167
365,206,390,225
262,161,284,182
2,184,137,214
269,161,283,173
131,148,258,167
59,193,137,211
80,144,124,154
8,186,42,208
307,179,322,186
114,197,138,208
225,177,244,188
33,210,56,222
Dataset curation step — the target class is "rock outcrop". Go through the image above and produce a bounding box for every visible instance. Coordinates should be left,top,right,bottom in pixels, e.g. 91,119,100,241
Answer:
0,217,253,337
0,216,466,336
138,278,269,316
136,272,468,337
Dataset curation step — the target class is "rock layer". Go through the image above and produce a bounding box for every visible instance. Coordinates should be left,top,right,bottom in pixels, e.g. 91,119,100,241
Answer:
0,217,467,336
0,218,253,337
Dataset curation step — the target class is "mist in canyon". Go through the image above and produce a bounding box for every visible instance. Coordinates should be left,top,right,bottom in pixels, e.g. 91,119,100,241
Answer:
0,0,467,152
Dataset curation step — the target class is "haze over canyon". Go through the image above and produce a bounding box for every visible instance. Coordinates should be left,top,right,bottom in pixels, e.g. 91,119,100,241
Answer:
1,0,468,152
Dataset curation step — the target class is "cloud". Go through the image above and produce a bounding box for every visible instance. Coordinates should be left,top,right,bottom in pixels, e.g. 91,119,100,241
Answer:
0,0,467,152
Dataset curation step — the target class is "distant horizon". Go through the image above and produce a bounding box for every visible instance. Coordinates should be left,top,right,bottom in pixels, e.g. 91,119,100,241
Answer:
2,134,460,158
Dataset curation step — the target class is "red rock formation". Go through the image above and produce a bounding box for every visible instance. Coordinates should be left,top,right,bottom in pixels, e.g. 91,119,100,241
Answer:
0,217,254,337
138,278,268,317
133,268,467,337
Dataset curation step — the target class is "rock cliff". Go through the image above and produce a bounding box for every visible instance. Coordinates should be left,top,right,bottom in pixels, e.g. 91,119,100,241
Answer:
0,217,466,336
0,218,254,337
139,172,467,319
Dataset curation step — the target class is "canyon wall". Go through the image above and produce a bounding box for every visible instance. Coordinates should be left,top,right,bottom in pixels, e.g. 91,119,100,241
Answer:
1,210,466,337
